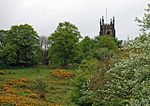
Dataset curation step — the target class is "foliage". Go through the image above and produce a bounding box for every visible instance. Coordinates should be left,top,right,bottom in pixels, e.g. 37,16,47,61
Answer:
135,4,150,34
0,30,7,50
0,30,7,64
97,36,117,50
51,69,75,78
48,22,81,68
78,36,118,62
72,5,150,105
72,57,114,106
77,34,150,106
93,48,113,61
0,24,40,66
71,36,118,106
79,36,96,59
114,38,123,48
100,34,149,105
79,58,100,72
71,69,92,106
71,58,100,106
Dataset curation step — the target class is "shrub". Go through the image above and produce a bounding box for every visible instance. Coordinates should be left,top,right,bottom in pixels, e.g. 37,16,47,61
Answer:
93,48,113,61
79,58,100,72
71,58,102,106
72,32,150,105
80,34,150,106
51,69,75,78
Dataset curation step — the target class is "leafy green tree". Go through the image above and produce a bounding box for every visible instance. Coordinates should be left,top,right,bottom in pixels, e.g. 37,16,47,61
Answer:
97,36,117,50
79,36,95,59
48,22,81,68
89,36,117,61
94,48,113,61
1,24,40,66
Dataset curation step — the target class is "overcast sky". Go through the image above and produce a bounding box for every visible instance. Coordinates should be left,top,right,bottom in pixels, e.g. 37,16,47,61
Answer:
0,0,149,40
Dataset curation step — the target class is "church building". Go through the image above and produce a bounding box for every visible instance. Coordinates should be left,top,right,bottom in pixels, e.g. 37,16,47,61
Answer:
99,16,115,38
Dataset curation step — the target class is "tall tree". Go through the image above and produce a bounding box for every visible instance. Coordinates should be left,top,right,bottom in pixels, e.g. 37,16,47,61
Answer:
48,22,81,68
1,24,40,66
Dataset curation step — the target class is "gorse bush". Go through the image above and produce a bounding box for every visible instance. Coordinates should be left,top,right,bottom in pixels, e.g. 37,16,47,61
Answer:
51,69,75,78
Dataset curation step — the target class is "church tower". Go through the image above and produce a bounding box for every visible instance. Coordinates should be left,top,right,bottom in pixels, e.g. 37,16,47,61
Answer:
99,16,115,37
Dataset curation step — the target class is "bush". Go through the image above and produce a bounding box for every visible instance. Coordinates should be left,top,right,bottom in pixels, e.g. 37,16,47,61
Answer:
93,48,113,61
71,69,93,106
72,33,150,106
79,58,100,72
71,59,101,106
79,34,150,106
51,69,75,78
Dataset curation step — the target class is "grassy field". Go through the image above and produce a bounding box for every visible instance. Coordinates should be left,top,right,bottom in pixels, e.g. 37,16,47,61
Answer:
0,67,77,106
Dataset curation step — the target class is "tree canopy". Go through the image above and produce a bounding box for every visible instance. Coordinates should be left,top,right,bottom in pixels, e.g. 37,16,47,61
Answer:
0,24,40,66
48,22,81,68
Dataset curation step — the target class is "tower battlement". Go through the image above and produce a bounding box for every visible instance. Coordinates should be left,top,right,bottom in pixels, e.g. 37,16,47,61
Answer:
99,16,115,37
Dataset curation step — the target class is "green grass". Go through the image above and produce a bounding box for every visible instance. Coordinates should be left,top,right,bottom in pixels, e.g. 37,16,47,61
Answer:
0,67,77,106
2,68,51,79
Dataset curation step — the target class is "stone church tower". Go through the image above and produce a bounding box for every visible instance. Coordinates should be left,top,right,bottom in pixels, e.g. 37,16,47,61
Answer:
99,16,115,37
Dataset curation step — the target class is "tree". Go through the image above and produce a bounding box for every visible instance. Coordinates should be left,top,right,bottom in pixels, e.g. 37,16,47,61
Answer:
79,36,95,59
48,22,81,68
0,30,7,63
0,30,7,50
97,36,117,50
1,24,40,66
94,48,113,61
135,4,150,34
